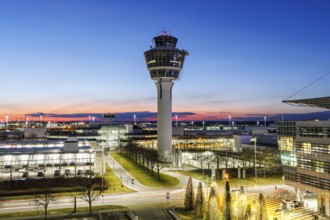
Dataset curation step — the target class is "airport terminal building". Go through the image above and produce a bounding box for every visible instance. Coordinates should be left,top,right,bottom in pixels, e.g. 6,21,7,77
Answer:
276,96,330,217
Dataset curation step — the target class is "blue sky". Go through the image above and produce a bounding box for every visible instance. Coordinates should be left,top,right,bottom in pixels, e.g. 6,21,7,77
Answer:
0,0,329,121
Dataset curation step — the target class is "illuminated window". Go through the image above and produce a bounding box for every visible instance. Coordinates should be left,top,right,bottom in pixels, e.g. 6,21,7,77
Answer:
279,137,294,151
315,161,324,173
302,143,312,154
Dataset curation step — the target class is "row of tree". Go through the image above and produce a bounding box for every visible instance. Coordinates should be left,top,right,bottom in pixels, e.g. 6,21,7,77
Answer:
32,178,102,219
195,148,281,178
121,143,168,180
184,177,269,220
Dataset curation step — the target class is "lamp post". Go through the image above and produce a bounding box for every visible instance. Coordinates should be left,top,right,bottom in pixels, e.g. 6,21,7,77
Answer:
206,175,209,198
175,114,178,127
5,115,8,131
26,117,29,128
228,115,231,127
264,116,267,126
133,114,136,125
102,143,104,192
191,121,194,129
250,137,257,186
202,121,205,130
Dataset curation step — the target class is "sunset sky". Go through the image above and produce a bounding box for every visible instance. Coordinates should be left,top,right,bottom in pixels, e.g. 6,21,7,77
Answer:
0,0,329,122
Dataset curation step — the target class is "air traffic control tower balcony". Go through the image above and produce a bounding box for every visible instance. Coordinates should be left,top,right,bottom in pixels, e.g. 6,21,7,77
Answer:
144,32,189,80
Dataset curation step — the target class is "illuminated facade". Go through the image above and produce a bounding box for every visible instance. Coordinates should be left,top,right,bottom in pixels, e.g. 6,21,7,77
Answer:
98,124,133,149
277,121,330,217
144,32,189,161
0,140,95,181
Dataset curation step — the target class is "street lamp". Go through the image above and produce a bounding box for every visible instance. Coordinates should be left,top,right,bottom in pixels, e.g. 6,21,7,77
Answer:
191,121,194,129
26,117,29,128
264,116,267,126
92,117,95,123
133,114,136,125
175,114,178,127
224,173,229,181
5,115,9,131
228,115,231,127
101,143,104,192
250,137,257,186
202,121,205,130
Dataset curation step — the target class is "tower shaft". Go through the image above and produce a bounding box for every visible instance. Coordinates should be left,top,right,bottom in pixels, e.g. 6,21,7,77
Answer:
156,79,174,160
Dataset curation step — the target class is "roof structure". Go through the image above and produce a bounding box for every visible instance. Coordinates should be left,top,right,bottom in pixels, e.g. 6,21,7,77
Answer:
282,96,330,109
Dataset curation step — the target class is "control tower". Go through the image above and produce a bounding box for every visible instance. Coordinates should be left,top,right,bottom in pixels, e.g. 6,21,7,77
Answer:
144,32,189,161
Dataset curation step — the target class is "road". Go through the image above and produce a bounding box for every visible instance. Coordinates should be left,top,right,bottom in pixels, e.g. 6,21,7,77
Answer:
0,155,203,220
0,154,302,220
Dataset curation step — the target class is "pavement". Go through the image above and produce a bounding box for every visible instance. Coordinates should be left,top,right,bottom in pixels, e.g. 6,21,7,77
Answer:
106,154,205,220
0,154,326,220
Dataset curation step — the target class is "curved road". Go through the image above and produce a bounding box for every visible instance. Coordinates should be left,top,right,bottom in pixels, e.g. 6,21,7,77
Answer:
0,154,294,220
0,155,205,220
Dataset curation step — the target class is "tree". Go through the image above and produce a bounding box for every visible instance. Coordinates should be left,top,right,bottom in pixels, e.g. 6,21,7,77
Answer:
80,178,102,216
210,180,222,209
245,204,252,220
256,193,268,220
213,152,226,180
207,186,220,220
152,154,169,180
259,149,280,178
195,182,206,218
239,148,255,169
32,192,57,220
184,177,195,210
223,180,231,220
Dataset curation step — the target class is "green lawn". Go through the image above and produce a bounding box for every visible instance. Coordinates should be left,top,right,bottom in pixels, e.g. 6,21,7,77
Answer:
175,169,284,188
0,205,127,219
102,164,135,193
112,152,179,187
0,164,133,201
174,207,199,220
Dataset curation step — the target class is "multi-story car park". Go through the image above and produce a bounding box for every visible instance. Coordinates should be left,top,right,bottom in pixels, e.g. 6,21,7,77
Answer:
0,138,95,181
277,96,330,217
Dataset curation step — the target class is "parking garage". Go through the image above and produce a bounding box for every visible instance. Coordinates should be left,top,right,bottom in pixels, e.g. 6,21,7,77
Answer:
0,139,95,181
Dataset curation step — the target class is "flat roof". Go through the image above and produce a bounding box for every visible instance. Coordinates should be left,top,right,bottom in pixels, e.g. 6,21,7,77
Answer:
282,96,330,109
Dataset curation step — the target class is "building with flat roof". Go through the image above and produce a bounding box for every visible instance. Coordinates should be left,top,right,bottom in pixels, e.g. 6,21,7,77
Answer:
0,140,95,181
277,96,330,217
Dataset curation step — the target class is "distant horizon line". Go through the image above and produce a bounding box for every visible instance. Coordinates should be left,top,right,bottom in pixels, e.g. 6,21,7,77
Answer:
0,110,329,123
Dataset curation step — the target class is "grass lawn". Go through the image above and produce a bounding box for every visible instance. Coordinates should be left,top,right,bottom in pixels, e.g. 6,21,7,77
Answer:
0,164,133,201
0,205,126,219
102,164,135,193
174,207,200,220
175,169,284,188
111,152,179,187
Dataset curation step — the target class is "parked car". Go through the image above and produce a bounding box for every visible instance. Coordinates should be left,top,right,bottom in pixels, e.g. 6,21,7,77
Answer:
19,167,27,173
76,170,83,177
36,171,44,179
22,171,29,179
64,169,71,177
54,170,60,177
4,165,11,173
85,170,94,177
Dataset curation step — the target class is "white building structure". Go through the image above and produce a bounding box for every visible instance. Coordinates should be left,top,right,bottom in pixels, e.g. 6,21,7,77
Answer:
144,32,189,161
